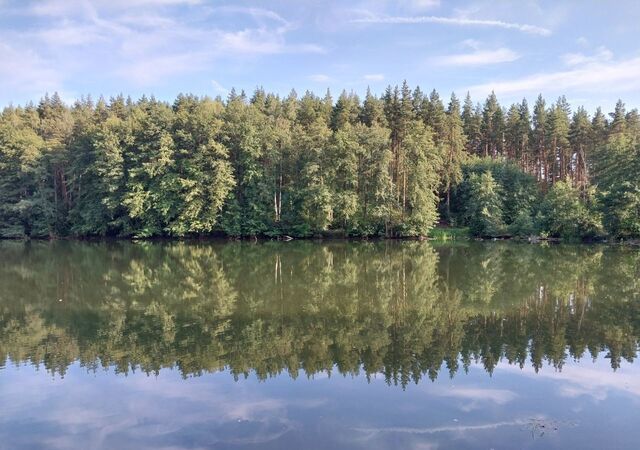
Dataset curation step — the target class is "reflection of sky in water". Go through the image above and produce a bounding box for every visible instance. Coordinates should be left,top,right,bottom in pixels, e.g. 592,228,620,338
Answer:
1,356,639,450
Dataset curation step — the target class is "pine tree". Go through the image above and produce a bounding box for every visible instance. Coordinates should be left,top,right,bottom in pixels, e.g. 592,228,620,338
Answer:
423,89,446,145
518,99,532,172
532,95,548,183
569,107,591,192
548,96,571,182
462,93,482,155
331,90,360,131
480,92,503,158
441,93,467,221
401,120,442,236
360,87,384,127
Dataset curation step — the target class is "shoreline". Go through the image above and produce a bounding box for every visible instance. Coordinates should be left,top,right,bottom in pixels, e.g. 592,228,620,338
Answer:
1,234,638,246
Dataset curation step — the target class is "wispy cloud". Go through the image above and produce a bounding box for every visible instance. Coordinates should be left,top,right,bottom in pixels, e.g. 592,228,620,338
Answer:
28,0,202,17
363,73,385,81
351,14,552,36
468,54,640,97
1,0,325,94
115,52,209,85
309,74,332,82
211,79,228,94
436,47,520,66
406,0,441,10
216,28,324,56
561,46,613,66
0,41,64,96
210,6,290,27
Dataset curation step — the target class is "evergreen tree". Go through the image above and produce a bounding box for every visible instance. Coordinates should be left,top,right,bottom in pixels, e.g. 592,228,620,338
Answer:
548,96,571,182
441,93,467,221
167,95,234,235
518,99,532,172
532,95,548,183
569,107,591,193
0,108,47,237
480,92,503,158
462,93,482,155
423,89,446,145
464,171,505,237
536,181,601,239
399,120,442,236
0,87,639,240
360,87,385,127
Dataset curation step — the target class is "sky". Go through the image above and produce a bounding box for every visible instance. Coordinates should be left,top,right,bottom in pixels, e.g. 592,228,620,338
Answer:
1,0,640,112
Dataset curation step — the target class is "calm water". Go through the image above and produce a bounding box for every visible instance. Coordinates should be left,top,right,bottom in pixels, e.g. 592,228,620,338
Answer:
0,240,639,449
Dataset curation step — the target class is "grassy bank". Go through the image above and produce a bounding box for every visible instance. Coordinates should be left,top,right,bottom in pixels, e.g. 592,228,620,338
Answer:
428,227,470,241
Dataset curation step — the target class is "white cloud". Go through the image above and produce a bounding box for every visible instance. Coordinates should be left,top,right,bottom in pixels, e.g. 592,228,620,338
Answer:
363,73,385,81
351,14,552,36
467,55,640,97
217,28,325,55
461,38,481,50
562,46,613,66
211,6,290,27
211,79,228,94
437,47,519,66
405,0,441,10
0,41,63,96
0,0,325,93
115,52,208,85
33,23,106,46
28,0,202,17
309,74,331,82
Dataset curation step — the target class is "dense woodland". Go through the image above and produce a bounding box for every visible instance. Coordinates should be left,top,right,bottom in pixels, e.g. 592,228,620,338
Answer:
1,84,639,239
1,241,638,383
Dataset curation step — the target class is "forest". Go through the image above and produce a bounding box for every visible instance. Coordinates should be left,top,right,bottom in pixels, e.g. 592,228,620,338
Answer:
1,83,639,239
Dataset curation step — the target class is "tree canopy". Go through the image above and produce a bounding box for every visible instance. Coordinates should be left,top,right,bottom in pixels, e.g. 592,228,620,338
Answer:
1,87,639,239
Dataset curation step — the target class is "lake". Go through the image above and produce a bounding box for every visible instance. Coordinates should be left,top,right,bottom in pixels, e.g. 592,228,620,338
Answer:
0,240,639,449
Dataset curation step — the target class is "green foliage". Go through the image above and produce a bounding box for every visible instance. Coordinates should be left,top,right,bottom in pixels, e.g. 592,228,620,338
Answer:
451,158,537,236
167,95,234,236
463,171,505,237
601,181,640,238
1,88,639,239
509,211,536,237
0,109,47,237
593,119,640,238
536,181,602,239
399,120,442,236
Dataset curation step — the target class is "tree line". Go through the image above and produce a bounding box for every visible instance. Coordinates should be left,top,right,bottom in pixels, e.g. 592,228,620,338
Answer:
1,85,639,239
1,241,638,384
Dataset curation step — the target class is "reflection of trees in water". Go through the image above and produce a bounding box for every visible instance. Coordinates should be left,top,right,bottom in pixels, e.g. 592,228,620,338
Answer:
0,241,638,386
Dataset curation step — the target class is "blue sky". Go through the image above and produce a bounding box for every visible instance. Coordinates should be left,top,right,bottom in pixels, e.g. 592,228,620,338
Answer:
1,0,640,111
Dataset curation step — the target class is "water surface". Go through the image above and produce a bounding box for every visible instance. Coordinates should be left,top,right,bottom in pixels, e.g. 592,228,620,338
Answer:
0,240,639,449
